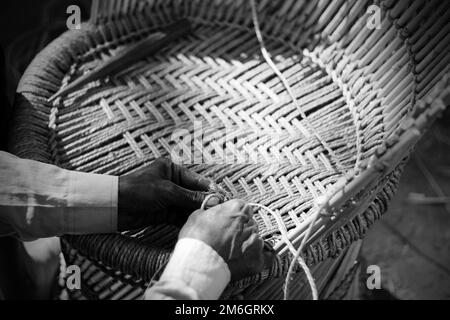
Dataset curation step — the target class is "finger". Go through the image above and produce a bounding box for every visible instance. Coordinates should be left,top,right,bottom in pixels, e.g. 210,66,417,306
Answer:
240,224,257,241
245,218,259,234
236,226,260,253
191,208,205,215
201,194,222,210
241,219,259,236
262,249,277,269
219,200,253,224
246,217,257,227
241,232,264,254
162,181,208,209
226,199,253,216
242,202,254,218
169,162,213,191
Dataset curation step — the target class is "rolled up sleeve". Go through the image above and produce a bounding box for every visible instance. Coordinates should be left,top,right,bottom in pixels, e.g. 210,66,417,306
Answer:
0,151,118,241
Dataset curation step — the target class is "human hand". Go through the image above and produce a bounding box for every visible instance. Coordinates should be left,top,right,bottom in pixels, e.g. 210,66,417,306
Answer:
118,158,215,231
179,199,274,282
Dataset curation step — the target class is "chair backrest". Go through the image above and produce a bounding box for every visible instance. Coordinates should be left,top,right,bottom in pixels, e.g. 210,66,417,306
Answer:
9,0,450,299
82,0,450,251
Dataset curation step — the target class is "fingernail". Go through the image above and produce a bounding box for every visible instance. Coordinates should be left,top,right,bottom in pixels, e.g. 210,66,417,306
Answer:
207,195,221,207
208,182,219,191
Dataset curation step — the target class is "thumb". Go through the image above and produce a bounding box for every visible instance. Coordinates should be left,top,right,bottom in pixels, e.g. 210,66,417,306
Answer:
163,181,208,209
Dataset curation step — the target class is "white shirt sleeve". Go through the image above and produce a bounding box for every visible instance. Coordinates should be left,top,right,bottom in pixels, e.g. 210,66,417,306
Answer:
0,151,230,299
145,238,231,300
0,151,118,240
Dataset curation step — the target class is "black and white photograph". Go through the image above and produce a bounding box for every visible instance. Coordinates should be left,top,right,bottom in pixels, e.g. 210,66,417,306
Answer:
0,0,449,312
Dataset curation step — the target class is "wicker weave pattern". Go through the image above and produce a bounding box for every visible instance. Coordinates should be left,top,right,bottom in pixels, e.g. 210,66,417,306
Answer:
10,0,450,299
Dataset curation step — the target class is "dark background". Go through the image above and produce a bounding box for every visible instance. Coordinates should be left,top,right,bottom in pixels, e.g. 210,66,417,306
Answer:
0,0,449,299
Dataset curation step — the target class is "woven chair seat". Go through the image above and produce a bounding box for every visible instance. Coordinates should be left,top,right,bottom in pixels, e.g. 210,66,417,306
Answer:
11,0,450,299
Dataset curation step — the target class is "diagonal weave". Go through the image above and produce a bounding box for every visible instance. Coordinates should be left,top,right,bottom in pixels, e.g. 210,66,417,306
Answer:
10,0,450,299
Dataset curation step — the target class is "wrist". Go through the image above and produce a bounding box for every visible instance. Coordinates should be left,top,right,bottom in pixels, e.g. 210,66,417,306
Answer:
179,234,230,264
117,175,135,231
157,238,231,299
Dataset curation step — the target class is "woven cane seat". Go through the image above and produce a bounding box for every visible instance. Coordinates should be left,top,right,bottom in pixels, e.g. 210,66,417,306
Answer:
11,0,450,299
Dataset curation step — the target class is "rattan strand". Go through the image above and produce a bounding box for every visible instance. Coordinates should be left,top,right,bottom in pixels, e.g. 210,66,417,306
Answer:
10,0,450,300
